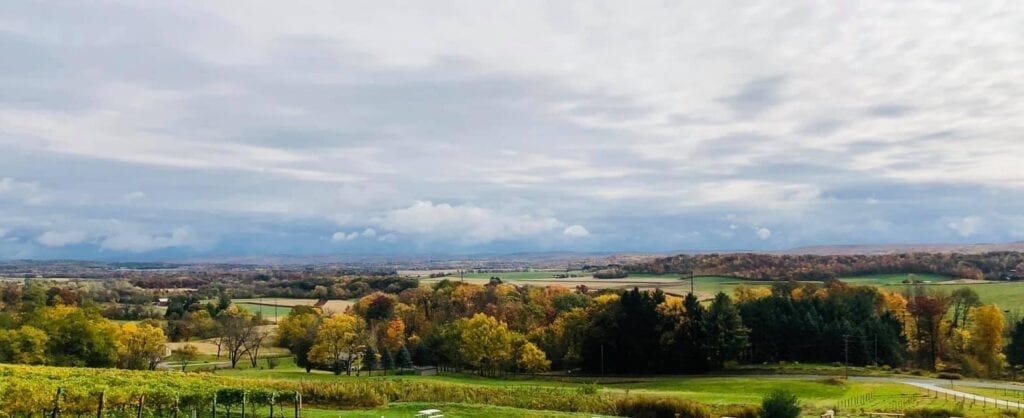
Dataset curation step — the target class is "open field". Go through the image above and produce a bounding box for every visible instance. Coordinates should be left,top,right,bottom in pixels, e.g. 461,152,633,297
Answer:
217,365,1024,417
232,298,356,319
422,272,1023,311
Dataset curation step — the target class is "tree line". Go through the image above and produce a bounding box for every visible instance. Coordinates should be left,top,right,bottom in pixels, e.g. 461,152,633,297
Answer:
631,252,1024,281
275,279,1022,378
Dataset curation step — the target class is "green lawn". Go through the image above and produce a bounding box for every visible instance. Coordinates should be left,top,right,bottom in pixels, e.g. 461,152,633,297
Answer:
236,302,293,320
838,273,953,285
308,402,605,417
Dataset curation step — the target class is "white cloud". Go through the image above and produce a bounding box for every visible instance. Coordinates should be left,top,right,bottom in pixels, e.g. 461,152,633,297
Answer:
756,227,772,240
563,225,590,238
38,230,88,247
123,191,147,202
373,201,562,244
100,226,199,252
0,177,47,205
331,231,357,242
947,216,984,238
331,228,378,242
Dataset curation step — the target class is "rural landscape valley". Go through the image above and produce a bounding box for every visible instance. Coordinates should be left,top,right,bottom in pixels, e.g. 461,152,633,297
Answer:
3,251,1024,417
4,1,1024,417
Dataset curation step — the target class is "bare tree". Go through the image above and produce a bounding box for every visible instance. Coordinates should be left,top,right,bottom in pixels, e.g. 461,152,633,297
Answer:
246,327,271,368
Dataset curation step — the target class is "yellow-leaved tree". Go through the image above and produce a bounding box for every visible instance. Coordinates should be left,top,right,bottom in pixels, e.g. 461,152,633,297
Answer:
458,313,514,375
518,341,551,373
970,304,1005,376
309,313,366,375
115,322,167,370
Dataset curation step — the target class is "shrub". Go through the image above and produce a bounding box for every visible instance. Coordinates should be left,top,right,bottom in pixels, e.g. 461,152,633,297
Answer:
615,396,711,418
821,377,846,385
721,404,761,418
593,268,628,279
761,389,800,418
937,372,963,380
904,407,964,418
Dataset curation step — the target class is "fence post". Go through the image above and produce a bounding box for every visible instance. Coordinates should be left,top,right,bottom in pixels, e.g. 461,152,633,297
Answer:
136,395,145,418
51,386,64,418
294,391,302,418
97,391,105,418
212,393,217,418
241,391,246,418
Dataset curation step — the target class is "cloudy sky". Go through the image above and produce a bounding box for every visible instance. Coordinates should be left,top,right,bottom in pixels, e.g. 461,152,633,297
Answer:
3,1,1024,260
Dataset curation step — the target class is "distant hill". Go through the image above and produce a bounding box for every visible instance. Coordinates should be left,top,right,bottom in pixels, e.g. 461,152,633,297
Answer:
775,242,1024,256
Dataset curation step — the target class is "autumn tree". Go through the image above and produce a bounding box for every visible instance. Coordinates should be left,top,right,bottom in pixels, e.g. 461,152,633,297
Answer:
275,309,321,372
907,294,949,370
308,313,366,375
970,304,1005,376
518,341,551,373
381,317,406,352
172,343,199,372
458,313,515,375
948,288,981,335
0,325,48,365
115,322,167,370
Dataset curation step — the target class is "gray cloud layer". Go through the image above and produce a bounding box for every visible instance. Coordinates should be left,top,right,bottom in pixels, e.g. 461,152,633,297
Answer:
2,1,1024,259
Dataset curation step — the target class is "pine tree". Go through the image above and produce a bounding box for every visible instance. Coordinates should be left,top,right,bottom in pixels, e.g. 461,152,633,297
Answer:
1006,319,1024,367
381,348,394,375
363,345,378,375
396,345,413,371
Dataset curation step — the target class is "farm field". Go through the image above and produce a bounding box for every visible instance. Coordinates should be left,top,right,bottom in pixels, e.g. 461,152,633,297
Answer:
232,298,356,319
235,302,292,320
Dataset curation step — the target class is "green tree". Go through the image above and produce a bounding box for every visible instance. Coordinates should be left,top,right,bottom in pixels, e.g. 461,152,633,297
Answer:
1008,320,1024,367
0,326,48,365
381,348,394,375
762,389,801,418
363,345,378,375
275,311,320,372
396,345,413,371
702,292,748,369
172,343,199,372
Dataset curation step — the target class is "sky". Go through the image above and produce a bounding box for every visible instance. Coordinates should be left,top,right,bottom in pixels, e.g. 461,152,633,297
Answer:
2,1,1024,260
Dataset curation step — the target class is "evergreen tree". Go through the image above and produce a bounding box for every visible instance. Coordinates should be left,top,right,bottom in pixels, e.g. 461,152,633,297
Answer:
396,345,413,371
1007,319,1024,367
363,345,378,374
381,348,394,375
412,343,431,366
702,292,748,369
679,292,709,372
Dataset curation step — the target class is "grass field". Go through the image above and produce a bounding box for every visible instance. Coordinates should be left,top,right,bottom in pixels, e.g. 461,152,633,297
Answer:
236,302,293,320
303,402,607,417
216,364,1024,417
